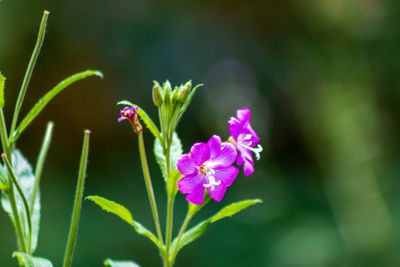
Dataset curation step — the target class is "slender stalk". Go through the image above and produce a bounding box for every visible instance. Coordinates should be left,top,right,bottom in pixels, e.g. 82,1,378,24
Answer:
2,153,32,253
170,212,192,263
63,130,90,267
164,139,174,256
138,132,164,245
0,110,27,252
9,11,49,139
30,121,54,214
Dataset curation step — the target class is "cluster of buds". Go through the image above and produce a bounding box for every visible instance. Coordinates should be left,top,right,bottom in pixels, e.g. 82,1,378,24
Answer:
152,80,191,108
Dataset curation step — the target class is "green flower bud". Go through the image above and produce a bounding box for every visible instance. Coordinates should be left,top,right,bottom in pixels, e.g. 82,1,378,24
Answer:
152,81,163,107
163,80,172,105
172,87,180,104
178,80,191,103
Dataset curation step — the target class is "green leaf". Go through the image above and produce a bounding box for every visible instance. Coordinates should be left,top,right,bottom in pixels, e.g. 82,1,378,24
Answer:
12,70,103,142
0,72,5,108
1,149,41,252
154,132,183,182
167,169,183,198
117,100,134,106
104,258,140,267
177,83,202,121
87,195,160,248
136,107,162,141
171,199,262,254
13,252,53,267
211,198,262,223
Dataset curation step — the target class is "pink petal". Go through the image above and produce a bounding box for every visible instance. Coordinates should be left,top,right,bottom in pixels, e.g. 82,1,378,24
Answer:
177,173,201,194
186,184,205,205
214,166,239,187
228,117,242,140
190,142,210,165
177,154,198,176
243,160,254,176
207,183,227,202
236,107,251,125
207,135,222,158
208,142,237,168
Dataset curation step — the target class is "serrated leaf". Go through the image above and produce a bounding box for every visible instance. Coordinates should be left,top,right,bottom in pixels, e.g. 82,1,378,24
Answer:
12,70,103,142
87,195,160,248
171,199,262,255
154,132,182,182
104,258,140,267
13,252,53,267
1,149,41,252
0,72,5,108
211,199,262,223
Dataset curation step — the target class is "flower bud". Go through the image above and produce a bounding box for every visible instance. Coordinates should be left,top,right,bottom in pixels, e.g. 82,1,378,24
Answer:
178,80,191,103
163,80,172,105
152,81,163,107
172,87,180,104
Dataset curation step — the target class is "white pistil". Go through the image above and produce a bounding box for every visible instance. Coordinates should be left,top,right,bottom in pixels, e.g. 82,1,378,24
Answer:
239,134,263,160
200,164,221,191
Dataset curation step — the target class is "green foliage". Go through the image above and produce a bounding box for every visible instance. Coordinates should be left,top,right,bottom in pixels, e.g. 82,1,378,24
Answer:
137,107,162,140
154,132,183,182
12,70,103,142
1,149,41,253
87,195,161,248
104,258,140,267
176,83,202,121
171,199,262,254
167,169,183,198
13,252,53,267
0,72,5,109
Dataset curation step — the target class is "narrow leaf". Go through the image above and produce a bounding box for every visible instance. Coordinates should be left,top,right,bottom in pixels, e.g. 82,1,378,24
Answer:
12,70,103,141
0,72,5,108
13,252,53,267
154,132,182,182
87,195,160,248
104,258,140,267
167,169,183,198
171,198,262,254
1,149,41,252
211,199,262,223
117,100,134,106
136,107,162,141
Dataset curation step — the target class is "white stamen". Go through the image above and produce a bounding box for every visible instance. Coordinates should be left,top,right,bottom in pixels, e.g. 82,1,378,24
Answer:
200,166,221,191
241,144,263,160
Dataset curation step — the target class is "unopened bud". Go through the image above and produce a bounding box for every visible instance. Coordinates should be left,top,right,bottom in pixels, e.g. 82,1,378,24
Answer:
172,87,180,103
178,81,191,103
152,81,163,107
163,80,172,105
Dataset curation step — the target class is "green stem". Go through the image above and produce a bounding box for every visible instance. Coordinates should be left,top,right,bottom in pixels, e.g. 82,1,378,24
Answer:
138,132,164,245
63,130,90,267
170,212,192,263
30,121,53,214
2,154,32,253
164,138,174,256
9,11,49,139
0,110,27,252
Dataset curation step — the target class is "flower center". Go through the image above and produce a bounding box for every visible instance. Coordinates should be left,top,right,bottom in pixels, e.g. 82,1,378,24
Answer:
124,110,131,117
238,134,263,160
199,163,221,191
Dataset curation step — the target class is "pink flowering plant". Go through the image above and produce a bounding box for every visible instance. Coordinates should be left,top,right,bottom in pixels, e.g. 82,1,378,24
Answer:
88,80,263,266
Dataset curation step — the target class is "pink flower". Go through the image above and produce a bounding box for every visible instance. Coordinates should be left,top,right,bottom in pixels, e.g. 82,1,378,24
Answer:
228,107,262,176
177,135,239,205
118,106,138,123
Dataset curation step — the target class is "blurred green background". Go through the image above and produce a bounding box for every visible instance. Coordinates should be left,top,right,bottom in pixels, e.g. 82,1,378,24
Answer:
1,0,400,266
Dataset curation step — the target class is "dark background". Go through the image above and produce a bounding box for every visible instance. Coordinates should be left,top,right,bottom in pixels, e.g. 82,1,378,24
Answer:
1,0,400,266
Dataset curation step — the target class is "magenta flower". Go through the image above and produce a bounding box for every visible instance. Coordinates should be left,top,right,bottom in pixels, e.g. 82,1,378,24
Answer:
228,107,262,176
118,106,138,123
177,135,239,205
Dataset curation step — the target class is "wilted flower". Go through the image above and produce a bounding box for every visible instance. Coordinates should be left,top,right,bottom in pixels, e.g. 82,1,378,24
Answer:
118,106,142,133
228,107,262,176
177,135,239,205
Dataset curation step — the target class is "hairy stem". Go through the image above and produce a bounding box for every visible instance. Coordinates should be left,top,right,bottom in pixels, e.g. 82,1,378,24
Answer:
138,132,164,245
9,11,49,140
63,130,90,267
